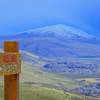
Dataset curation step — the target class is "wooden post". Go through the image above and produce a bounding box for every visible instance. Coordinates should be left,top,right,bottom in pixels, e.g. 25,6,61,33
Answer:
4,41,19,100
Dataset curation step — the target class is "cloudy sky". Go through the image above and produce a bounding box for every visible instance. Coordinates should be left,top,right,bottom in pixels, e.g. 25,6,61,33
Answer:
0,0,100,36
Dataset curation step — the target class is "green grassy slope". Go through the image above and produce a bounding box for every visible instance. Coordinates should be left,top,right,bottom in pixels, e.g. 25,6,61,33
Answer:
19,62,100,100
21,61,80,89
0,61,99,100
0,84,100,100
20,86,100,100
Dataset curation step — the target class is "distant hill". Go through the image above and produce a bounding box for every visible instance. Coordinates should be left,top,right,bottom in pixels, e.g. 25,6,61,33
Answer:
0,24,100,58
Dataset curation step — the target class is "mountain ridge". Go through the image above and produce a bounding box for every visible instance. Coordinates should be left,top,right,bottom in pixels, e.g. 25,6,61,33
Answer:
0,24,99,58
0,24,96,39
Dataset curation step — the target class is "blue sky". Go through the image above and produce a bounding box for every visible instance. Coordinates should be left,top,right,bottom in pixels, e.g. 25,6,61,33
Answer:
0,0,100,36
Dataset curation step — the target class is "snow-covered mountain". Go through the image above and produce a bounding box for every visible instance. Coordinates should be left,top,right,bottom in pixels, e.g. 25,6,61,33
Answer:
0,24,96,39
0,24,100,57
29,24,94,38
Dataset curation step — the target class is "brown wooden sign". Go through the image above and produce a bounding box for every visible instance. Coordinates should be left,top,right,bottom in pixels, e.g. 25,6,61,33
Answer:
3,41,21,100
0,53,21,76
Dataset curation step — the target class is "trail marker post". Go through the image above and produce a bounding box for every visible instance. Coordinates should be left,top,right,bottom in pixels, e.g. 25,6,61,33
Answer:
0,41,21,100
